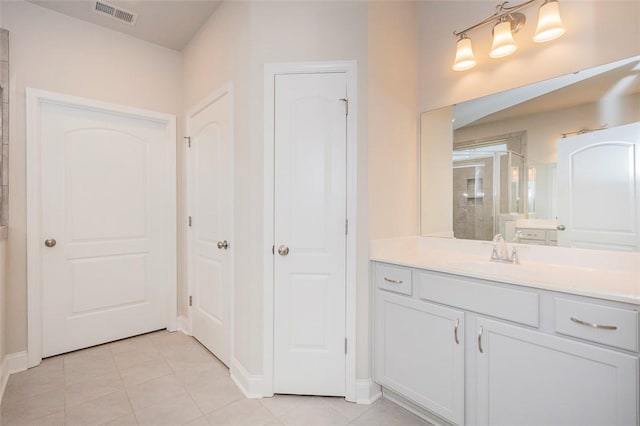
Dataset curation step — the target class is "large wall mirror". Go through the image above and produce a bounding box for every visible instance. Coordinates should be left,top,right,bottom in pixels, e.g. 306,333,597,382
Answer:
420,55,640,251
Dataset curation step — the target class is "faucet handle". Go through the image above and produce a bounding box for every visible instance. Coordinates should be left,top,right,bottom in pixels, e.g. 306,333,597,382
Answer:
492,234,505,243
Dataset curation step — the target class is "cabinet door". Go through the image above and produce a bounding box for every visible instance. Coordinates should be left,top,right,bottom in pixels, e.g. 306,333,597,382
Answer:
476,317,638,426
374,290,465,425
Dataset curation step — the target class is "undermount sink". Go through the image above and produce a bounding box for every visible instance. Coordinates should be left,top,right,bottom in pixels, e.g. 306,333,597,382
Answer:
446,259,525,277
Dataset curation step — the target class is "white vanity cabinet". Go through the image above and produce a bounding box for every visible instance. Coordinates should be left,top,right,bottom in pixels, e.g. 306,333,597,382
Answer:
374,290,465,425
372,261,639,426
476,316,638,426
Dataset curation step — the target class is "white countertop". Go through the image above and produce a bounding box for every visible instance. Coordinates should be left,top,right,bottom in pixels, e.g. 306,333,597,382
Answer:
370,237,640,305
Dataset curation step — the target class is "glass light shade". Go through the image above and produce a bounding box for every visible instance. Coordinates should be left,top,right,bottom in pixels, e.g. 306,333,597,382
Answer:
534,0,565,42
490,21,517,58
452,36,476,71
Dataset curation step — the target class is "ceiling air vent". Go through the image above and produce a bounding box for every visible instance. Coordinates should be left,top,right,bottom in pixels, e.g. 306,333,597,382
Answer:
91,1,137,25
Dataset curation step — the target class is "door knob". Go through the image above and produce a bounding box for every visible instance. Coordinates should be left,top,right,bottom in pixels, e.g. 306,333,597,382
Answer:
217,240,229,250
44,239,57,248
277,245,289,256
557,224,566,231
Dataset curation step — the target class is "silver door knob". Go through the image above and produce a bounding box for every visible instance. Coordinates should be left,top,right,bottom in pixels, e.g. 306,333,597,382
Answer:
217,240,229,250
44,239,57,248
277,245,289,256
557,224,566,231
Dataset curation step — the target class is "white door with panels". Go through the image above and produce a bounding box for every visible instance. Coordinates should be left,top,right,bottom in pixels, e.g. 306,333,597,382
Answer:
273,73,348,396
38,97,175,358
187,87,233,366
557,122,640,251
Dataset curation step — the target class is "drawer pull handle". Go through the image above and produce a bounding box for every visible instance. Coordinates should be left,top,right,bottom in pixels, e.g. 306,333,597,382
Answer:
454,318,460,345
478,326,484,353
570,317,617,330
383,277,403,284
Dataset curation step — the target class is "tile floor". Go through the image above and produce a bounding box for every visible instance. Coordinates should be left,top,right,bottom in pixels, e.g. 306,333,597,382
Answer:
0,330,431,425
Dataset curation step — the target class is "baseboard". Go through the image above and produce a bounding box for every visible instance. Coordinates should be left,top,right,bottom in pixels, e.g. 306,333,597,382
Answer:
382,386,452,426
1,351,28,403
177,315,191,335
230,358,264,399
355,379,382,404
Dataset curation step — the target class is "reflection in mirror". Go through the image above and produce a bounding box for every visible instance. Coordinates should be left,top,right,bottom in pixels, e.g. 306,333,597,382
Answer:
420,55,640,251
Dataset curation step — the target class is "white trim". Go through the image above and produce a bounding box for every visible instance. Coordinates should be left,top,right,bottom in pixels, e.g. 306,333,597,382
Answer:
185,82,235,365
177,315,192,335
262,61,358,400
230,358,265,399
355,379,382,405
382,387,452,426
26,88,177,367
1,351,29,402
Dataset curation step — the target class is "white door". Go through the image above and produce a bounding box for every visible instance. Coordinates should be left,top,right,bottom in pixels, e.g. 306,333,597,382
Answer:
187,88,233,366
476,317,638,426
40,100,174,357
557,122,640,250
273,73,347,396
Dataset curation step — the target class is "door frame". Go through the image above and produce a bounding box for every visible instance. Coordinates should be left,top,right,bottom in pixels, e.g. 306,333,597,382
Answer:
26,88,177,368
185,82,235,363
263,61,358,401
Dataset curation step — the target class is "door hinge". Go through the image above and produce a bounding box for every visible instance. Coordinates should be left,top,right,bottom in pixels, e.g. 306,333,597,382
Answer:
345,338,348,354
184,136,191,148
189,296,193,307
340,98,349,116
345,219,348,235
188,216,192,227
272,245,275,255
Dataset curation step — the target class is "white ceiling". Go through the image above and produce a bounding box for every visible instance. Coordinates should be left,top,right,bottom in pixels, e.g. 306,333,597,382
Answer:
25,0,222,51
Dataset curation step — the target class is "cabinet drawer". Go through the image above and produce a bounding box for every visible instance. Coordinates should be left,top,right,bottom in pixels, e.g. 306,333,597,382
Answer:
554,298,638,352
419,271,539,327
517,228,546,240
375,263,412,295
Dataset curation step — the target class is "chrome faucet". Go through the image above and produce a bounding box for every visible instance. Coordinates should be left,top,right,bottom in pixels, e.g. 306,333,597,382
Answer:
490,234,519,264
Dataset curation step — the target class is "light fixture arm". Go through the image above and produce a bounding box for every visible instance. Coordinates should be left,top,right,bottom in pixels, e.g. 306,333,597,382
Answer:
453,0,538,37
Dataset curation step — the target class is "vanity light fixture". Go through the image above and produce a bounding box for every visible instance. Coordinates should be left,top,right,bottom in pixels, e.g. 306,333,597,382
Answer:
452,0,565,71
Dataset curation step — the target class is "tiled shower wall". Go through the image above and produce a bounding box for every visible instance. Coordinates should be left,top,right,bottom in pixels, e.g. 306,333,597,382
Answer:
0,29,8,228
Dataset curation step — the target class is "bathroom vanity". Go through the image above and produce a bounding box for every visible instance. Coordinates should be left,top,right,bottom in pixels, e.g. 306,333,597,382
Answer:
371,237,639,426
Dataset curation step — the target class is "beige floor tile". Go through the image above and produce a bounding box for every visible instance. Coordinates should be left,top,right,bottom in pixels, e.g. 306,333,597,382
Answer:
183,416,210,426
2,363,65,404
0,388,65,424
173,362,228,389
64,351,118,386
318,396,376,422
134,393,202,426
205,398,277,426
185,377,244,414
65,371,124,408
14,410,65,426
65,390,133,426
259,394,317,418
119,359,174,387
279,401,351,426
148,331,194,350
349,398,431,426
108,333,156,355
113,347,164,371
125,373,188,411
101,412,139,426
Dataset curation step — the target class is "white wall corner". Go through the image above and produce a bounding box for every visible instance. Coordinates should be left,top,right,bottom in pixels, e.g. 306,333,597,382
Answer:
177,315,192,335
230,358,265,399
1,351,29,402
355,379,382,404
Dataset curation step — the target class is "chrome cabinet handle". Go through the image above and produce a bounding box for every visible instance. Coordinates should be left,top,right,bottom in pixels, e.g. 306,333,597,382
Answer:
44,239,57,248
454,318,460,345
217,240,229,250
278,245,289,256
570,317,617,330
383,277,403,284
478,326,484,353
557,224,566,231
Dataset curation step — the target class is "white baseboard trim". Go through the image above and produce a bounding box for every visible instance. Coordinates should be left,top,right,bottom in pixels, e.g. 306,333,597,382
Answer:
230,358,264,399
1,351,28,403
177,315,191,335
355,379,382,404
382,386,452,426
